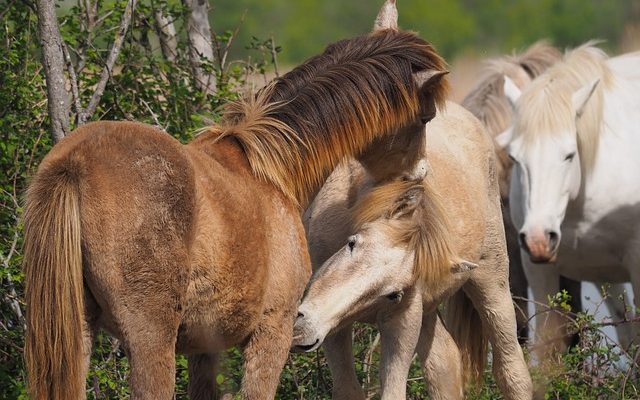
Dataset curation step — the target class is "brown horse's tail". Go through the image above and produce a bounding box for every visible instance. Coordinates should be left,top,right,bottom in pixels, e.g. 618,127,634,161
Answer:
23,162,85,400
444,290,488,389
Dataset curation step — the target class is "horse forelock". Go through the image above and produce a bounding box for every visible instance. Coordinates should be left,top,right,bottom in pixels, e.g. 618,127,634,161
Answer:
351,180,454,288
514,42,611,175
215,30,448,206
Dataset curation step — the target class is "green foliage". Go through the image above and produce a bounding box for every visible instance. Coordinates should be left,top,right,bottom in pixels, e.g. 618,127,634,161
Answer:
1,0,639,399
208,0,634,63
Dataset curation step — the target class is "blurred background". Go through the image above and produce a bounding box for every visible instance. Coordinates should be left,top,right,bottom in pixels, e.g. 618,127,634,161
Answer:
189,0,640,98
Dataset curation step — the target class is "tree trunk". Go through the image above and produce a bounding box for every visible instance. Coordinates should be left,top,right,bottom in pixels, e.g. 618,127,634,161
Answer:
36,0,70,143
183,0,216,95
154,9,178,62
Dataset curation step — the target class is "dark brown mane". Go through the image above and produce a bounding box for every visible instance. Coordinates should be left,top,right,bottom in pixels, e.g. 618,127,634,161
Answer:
214,29,448,205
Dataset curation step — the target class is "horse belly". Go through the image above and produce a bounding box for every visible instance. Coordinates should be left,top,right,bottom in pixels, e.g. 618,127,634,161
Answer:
557,230,630,283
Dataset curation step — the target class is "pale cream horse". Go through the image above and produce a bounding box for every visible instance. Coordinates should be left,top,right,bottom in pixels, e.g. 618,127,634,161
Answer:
461,41,564,341
296,102,532,400
501,42,640,357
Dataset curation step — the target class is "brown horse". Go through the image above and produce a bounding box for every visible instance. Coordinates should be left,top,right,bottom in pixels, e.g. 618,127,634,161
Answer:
22,26,448,400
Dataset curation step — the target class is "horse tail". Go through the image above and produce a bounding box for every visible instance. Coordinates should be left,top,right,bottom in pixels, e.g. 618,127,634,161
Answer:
24,160,85,400
444,290,488,388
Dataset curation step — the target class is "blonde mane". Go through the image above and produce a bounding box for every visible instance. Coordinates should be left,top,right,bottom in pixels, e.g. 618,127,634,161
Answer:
514,41,613,174
462,41,562,137
351,180,455,287
211,30,448,206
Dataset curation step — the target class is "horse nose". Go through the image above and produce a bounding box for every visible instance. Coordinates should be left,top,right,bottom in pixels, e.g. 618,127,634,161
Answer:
547,229,559,251
518,231,530,253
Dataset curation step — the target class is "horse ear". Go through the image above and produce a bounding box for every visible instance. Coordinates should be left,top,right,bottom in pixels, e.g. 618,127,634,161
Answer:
373,0,398,32
495,126,514,149
389,186,424,219
450,260,478,274
414,70,449,93
503,76,522,108
572,79,599,118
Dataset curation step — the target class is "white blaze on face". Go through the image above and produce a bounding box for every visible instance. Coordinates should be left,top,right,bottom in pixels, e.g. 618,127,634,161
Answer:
509,133,581,257
504,77,595,262
298,225,413,341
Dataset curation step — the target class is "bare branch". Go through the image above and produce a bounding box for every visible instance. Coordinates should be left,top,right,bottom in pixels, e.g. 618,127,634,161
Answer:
153,4,178,62
36,0,70,143
61,42,83,123
79,0,137,124
183,0,216,95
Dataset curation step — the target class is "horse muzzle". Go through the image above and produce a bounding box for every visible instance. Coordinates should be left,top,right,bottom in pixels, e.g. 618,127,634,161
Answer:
519,229,560,264
291,312,324,352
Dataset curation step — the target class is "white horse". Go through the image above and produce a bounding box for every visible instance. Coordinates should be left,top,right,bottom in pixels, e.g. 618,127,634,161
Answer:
500,42,640,353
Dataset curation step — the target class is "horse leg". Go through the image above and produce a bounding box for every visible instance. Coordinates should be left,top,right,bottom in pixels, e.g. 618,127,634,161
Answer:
504,212,530,344
188,353,221,400
602,283,634,349
80,291,100,399
323,325,365,400
417,311,463,400
522,254,567,359
121,314,179,400
465,254,532,400
624,244,640,346
558,275,582,348
378,288,422,400
239,311,293,399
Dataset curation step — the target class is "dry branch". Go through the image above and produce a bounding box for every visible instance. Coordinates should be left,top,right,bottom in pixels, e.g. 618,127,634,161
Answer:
79,0,137,124
183,0,216,95
153,7,178,62
36,0,70,143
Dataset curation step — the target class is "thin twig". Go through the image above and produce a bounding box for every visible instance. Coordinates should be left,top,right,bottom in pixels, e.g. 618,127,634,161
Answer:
80,0,137,124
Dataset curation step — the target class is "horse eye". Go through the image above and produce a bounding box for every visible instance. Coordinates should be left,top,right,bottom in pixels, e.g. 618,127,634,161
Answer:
347,236,356,252
564,152,576,162
386,290,404,303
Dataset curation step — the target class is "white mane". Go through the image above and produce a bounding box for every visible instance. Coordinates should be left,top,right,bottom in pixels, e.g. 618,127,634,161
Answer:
514,41,613,175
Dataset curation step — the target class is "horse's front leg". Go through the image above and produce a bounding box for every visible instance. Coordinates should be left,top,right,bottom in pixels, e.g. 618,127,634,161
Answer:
624,240,640,345
466,249,532,400
378,287,423,400
417,311,463,400
522,253,566,358
240,310,295,399
323,325,365,400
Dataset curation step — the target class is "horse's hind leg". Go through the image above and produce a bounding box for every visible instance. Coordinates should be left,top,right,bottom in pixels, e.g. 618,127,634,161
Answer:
188,353,220,400
79,290,100,398
240,311,294,399
417,311,463,400
465,252,532,400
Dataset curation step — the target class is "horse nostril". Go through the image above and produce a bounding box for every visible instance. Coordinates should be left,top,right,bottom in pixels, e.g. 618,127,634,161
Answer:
546,230,560,250
518,232,527,247
296,312,304,320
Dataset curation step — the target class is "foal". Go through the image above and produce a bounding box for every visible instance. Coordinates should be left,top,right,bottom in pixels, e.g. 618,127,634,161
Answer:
298,102,532,400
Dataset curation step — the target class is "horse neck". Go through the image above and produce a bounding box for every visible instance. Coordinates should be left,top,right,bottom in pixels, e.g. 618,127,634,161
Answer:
357,123,426,184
